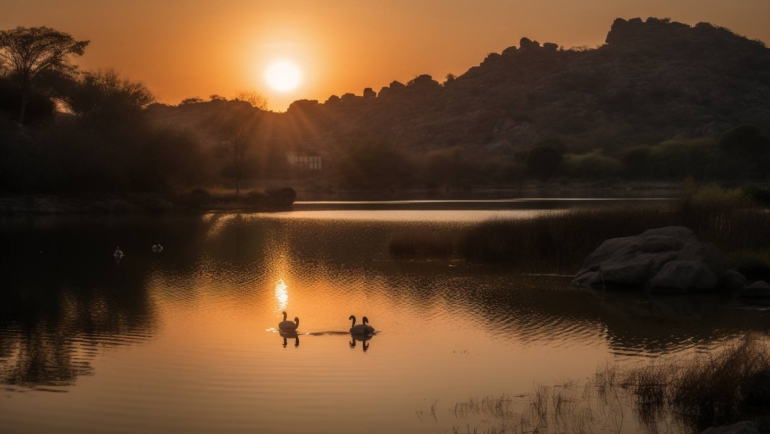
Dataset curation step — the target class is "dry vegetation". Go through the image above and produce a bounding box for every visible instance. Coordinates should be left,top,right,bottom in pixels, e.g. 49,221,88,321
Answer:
388,183,770,276
437,336,770,434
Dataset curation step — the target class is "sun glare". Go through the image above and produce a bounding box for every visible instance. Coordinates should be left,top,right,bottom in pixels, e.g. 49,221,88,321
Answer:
265,61,302,92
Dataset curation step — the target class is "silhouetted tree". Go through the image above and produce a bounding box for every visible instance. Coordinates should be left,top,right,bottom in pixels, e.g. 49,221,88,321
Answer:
62,69,154,125
719,125,770,159
233,89,268,109
0,26,89,124
180,97,203,105
526,145,563,179
210,107,262,194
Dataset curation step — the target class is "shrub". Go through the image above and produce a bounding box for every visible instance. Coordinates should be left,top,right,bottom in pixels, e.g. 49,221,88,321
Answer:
526,145,563,180
562,151,622,178
719,124,770,159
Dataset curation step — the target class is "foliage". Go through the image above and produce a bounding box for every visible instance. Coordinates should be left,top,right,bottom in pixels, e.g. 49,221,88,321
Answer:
719,124,770,159
62,69,155,125
526,145,563,180
0,26,89,124
337,139,416,188
180,97,204,105
562,151,622,178
233,89,268,110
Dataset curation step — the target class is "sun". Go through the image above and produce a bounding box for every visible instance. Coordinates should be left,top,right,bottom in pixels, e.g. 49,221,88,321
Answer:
265,61,302,92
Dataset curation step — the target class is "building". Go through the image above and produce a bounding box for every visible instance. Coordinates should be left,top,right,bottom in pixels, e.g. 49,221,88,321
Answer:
286,151,322,170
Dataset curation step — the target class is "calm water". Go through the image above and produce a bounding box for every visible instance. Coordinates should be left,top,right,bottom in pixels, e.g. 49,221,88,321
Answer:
0,203,766,433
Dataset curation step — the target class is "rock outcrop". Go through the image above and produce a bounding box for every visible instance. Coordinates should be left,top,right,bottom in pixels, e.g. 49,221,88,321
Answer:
573,227,743,294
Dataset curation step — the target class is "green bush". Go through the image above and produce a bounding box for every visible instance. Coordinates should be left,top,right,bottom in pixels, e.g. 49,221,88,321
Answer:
719,124,770,159
563,151,622,178
526,145,563,180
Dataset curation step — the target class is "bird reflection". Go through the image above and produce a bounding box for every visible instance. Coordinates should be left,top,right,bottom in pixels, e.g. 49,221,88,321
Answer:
349,334,372,352
281,331,299,348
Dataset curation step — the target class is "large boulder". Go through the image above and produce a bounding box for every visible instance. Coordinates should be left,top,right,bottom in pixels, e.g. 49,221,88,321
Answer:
701,422,759,434
741,281,770,299
574,227,731,294
646,261,718,294
722,270,748,293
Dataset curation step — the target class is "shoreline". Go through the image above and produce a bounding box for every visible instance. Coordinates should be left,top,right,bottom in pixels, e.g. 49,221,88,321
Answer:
0,181,682,215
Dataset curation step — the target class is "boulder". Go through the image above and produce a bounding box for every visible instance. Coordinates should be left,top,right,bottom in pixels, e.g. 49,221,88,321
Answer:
677,241,727,276
519,37,540,50
640,226,698,242
722,270,748,293
574,227,731,294
266,188,297,207
741,281,770,299
646,261,718,294
701,422,759,434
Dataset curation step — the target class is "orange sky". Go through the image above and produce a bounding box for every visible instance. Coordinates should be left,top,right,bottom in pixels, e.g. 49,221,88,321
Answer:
3,0,769,111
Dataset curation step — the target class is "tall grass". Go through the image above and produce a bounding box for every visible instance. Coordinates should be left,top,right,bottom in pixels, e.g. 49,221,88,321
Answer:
615,335,770,432
443,336,770,434
388,183,770,274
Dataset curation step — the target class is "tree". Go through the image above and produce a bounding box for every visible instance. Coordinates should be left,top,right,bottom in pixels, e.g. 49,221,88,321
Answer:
63,69,154,124
209,107,262,194
719,124,770,158
0,26,89,124
233,89,268,110
180,97,203,105
526,145,564,179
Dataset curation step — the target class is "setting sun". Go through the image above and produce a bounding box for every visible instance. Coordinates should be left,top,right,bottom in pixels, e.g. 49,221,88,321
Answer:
264,61,302,92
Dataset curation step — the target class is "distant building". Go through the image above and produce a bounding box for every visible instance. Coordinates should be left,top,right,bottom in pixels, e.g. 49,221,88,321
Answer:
286,151,322,170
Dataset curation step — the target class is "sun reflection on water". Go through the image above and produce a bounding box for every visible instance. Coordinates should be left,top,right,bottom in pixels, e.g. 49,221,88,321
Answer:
275,279,288,310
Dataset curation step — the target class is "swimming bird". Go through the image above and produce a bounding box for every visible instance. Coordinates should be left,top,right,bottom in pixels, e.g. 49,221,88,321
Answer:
279,311,299,331
349,315,375,335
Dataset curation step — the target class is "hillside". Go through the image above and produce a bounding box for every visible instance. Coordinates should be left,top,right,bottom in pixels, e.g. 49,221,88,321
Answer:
150,17,770,158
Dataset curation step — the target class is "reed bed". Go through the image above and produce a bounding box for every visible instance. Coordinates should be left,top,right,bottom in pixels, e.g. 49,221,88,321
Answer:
388,184,770,275
442,336,770,434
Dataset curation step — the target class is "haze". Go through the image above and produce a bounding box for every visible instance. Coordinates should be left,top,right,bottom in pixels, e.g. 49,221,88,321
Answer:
3,0,769,110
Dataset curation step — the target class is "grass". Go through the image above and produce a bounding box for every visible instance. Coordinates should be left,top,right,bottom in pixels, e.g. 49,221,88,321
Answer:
388,183,770,274
441,336,770,434
615,335,770,432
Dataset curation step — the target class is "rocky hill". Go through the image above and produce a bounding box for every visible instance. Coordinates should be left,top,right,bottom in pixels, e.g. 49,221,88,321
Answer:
150,17,770,157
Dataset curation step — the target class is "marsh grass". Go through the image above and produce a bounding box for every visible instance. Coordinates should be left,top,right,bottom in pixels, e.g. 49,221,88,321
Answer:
388,183,770,274
616,335,770,431
443,336,770,434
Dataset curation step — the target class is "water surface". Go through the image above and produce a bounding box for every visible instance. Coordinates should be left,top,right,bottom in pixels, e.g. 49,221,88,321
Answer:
0,205,765,433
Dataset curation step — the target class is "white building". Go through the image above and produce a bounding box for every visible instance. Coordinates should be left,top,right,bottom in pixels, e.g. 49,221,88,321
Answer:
286,151,322,170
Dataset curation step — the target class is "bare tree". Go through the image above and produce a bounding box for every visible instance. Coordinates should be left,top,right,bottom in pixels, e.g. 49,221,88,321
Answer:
234,89,268,110
0,26,89,125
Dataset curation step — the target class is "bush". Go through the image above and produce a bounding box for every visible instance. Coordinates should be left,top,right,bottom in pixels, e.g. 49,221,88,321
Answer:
719,124,770,159
562,151,622,178
526,145,563,180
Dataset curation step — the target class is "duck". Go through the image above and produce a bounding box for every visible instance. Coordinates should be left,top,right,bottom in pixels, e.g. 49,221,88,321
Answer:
349,315,375,335
113,246,124,258
279,311,299,332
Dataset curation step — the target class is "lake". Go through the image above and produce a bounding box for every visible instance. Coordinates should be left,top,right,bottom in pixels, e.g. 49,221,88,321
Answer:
0,201,766,433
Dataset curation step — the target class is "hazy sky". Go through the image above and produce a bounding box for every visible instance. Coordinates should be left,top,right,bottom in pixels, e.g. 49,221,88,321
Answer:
2,0,768,110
